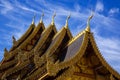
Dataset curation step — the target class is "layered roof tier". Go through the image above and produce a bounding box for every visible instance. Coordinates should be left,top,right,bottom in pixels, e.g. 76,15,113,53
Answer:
0,14,119,80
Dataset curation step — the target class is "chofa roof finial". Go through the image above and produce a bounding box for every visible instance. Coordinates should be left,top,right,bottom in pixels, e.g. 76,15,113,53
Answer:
4,48,8,53
86,11,94,32
65,14,71,28
40,11,44,23
12,35,16,44
51,12,56,25
32,13,36,24
4,48,8,57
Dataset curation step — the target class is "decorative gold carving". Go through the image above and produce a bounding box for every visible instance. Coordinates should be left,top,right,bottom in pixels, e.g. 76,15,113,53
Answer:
47,57,59,76
17,49,28,64
77,57,88,73
34,54,40,68
73,57,94,75
34,49,46,68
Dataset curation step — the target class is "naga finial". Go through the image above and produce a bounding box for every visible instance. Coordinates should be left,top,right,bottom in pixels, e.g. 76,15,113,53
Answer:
86,12,94,32
4,48,7,51
32,13,36,24
4,48,8,53
65,14,71,28
40,12,44,23
12,36,16,44
51,12,56,25
4,48,8,57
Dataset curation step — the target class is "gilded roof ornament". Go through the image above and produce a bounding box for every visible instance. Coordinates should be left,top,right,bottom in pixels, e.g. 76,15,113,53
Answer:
65,14,71,28
40,12,44,23
12,36,16,44
4,48,8,53
4,48,8,57
17,49,27,63
32,13,36,24
86,12,94,32
51,12,56,25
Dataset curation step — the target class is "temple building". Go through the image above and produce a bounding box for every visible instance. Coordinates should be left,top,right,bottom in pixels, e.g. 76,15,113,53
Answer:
0,13,120,80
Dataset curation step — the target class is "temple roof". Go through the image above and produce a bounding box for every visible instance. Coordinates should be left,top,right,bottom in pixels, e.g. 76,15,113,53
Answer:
0,14,120,80
9,23,35,52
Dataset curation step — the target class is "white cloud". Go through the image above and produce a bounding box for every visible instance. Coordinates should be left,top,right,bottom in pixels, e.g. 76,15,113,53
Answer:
74,4,81,12
15,1,38,13
93,12,120,35
0,0,13,14
109,8,119,14
93,29,120,73
95,1,104,12
5,22,28,40
18,6,36,13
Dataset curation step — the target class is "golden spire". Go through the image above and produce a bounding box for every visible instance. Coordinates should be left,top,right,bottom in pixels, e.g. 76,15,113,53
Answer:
65,14,71,28
51,12,56,25
40,12,44,23
85,12,94,32
32,13,36,24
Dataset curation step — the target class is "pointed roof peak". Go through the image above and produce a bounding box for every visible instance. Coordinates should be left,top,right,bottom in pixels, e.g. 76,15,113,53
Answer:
40,12,44,23
51,12,56,25
32,13,36,24
85,12,94,32
12,35,16,44
4,48,8,52
65,14,71,29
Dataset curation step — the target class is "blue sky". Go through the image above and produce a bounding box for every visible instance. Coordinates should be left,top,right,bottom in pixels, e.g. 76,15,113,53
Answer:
0,0,120,73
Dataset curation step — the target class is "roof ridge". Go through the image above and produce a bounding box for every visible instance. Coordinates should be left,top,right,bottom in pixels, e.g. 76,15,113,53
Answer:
9,24,35,52
52,27,65,40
